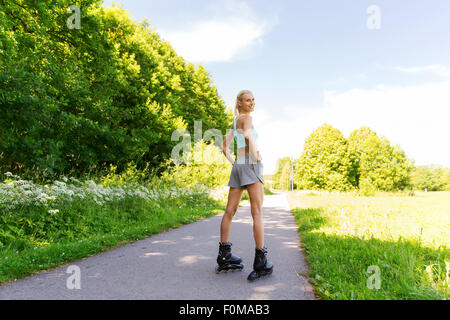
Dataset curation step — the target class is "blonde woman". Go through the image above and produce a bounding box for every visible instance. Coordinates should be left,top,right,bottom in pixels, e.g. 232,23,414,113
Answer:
215,90,273,281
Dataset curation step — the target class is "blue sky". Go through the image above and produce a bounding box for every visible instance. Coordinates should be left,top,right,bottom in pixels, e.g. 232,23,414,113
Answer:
103,0,450,173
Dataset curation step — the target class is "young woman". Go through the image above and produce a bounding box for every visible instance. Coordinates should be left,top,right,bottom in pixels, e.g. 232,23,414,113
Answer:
215,90,274,281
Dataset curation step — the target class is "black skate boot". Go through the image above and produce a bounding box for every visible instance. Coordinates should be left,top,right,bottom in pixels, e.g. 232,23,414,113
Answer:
247,247,273,281
215,242,244,273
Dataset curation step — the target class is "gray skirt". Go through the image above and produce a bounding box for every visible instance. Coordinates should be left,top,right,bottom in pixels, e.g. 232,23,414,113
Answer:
228,156,264,189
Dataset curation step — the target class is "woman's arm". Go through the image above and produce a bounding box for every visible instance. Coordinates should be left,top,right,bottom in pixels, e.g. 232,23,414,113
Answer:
242,116,260,163
222,128,235,165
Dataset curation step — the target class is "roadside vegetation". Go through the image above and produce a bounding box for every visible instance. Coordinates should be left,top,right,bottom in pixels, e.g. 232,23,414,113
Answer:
287,190,449,300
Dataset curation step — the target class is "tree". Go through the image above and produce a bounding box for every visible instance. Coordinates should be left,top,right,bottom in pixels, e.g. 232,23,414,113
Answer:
410,165,450,191
0,1,232,179
295,124,354,191
161,139,232,188
348,127,414,191
272,157,292,190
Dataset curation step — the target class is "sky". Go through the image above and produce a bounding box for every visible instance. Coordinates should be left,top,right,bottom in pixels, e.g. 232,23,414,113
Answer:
103,0,450,174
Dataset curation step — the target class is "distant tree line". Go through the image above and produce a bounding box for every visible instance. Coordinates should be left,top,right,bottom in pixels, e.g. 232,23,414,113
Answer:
272,124,449,192
410,165,450,191
0,0,233,179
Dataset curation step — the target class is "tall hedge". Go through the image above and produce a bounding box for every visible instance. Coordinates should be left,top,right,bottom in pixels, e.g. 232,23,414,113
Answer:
0,0,232,179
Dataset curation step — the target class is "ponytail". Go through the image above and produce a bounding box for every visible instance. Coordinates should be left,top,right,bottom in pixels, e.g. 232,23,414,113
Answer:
234,104,240,117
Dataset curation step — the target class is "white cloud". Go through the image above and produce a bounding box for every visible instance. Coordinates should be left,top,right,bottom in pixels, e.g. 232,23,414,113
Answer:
254,104,320,175
157,2,279,63
394,65,450,78
257,81,450,174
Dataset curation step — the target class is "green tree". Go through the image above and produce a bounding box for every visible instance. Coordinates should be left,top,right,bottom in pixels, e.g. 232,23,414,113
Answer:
273,157,292,190
348,127,414,191
295,124,354,191
410,165,449,191
161,139,232,188
441,168,450,191
0,1,231,179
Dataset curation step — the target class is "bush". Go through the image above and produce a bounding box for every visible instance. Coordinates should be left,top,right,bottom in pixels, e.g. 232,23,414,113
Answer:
160,139,232,189
358,177,377,196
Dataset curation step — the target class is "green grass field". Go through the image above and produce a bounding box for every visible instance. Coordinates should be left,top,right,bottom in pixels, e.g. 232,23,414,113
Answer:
286,191,449,300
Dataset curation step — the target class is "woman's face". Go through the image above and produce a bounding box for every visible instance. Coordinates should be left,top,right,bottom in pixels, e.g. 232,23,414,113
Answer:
239,93,255,113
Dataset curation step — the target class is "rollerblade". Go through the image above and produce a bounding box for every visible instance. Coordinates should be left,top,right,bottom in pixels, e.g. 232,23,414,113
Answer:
215,242,244,273
247,247,273,281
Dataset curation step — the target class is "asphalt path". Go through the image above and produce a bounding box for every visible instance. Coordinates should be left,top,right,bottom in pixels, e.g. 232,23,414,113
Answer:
0,192,316,300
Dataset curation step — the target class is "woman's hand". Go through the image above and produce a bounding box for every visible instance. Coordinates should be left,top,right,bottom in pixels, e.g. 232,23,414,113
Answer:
257,151,263,162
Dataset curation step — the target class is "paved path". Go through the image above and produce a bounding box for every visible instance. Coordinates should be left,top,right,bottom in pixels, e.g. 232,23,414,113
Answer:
0,192,316,300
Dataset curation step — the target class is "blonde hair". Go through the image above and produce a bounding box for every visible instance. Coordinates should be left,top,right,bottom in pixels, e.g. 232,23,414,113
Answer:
234,90,253,116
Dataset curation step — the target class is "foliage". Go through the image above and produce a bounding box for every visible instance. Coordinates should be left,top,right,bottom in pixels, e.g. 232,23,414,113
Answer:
295,124,355,192
287,191,449,300
0,1,232,179
410,165,450,191
0,171,227,283
348,127,414,192
272,157,293,190
160,139,232,189
357,177,377,196
275,124,415,192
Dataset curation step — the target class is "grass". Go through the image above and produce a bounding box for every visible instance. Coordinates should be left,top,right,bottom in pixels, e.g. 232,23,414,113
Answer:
0,178,226,285
286,190,449,300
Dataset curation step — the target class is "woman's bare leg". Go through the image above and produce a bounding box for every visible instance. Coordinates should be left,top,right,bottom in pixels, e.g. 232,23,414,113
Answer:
220,187,244,243
246,181,264,249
